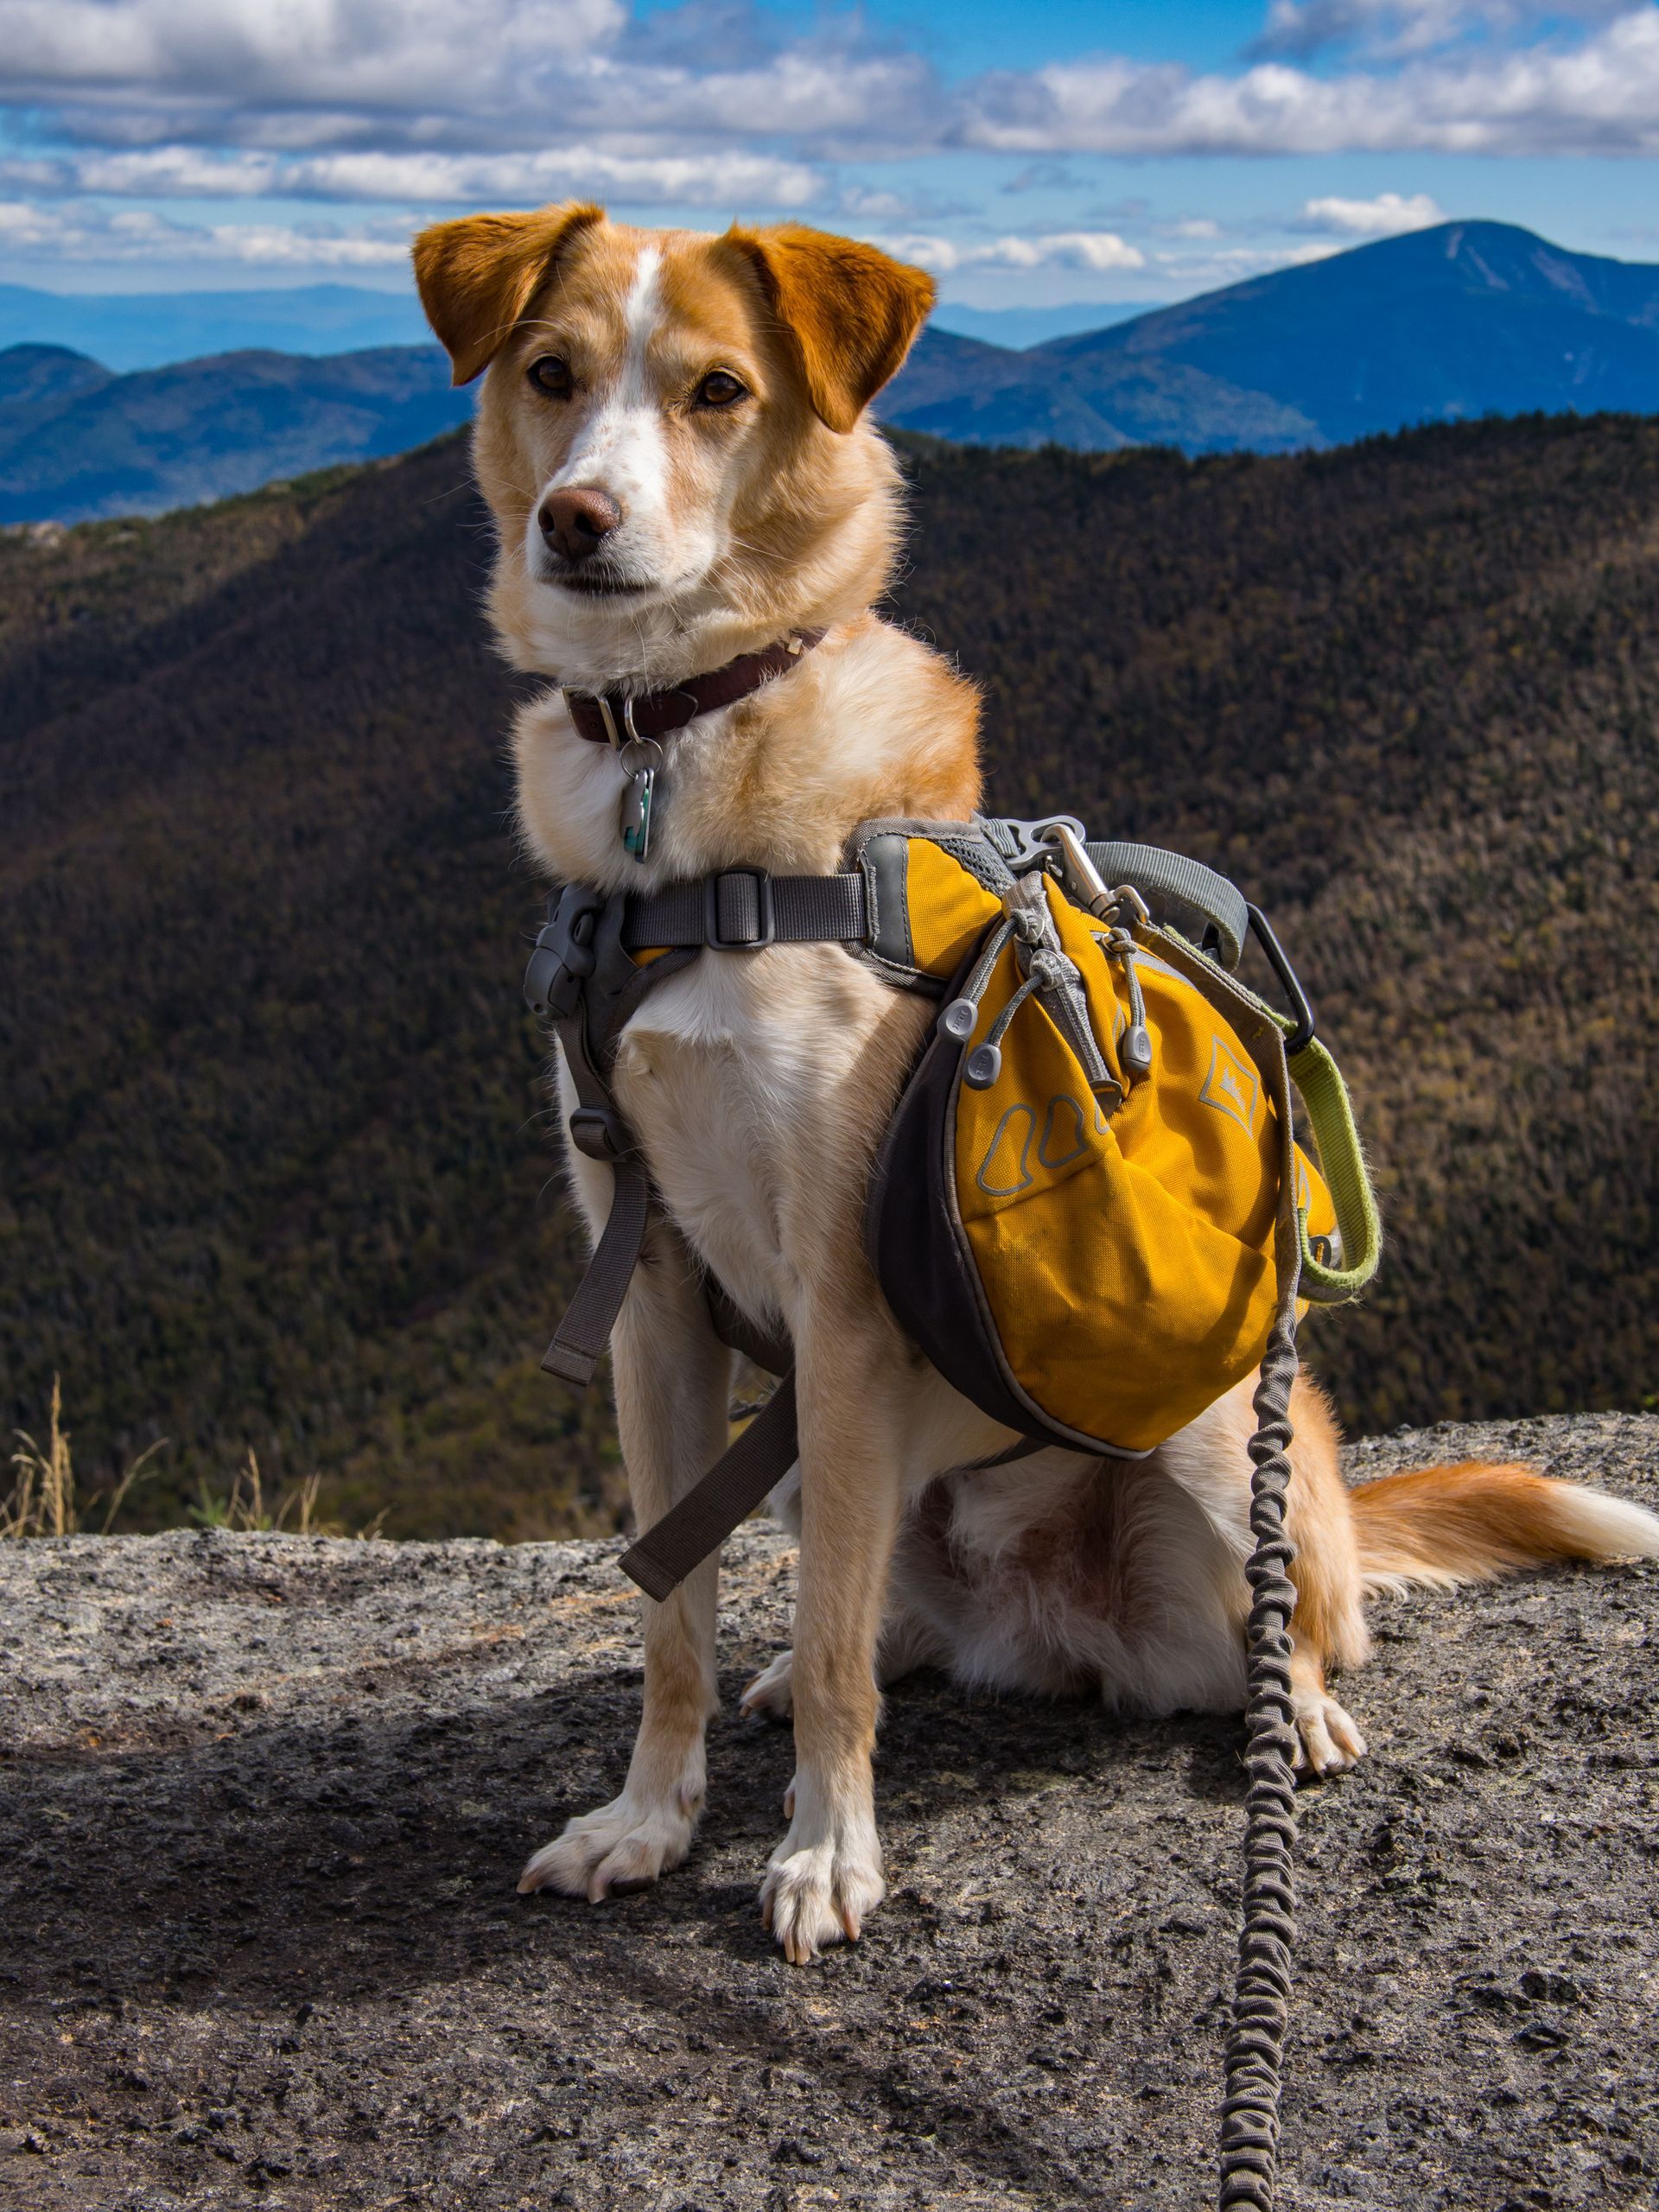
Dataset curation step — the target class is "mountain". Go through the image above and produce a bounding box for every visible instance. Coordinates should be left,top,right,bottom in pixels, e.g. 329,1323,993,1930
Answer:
0,342,471,524
0,342,114,416
3,414,1656,1539
1039,221,1659,448
8,223,1659,524
881,220,1659,452
0,280,1144,367
0,282,432,372
883,325,1317,451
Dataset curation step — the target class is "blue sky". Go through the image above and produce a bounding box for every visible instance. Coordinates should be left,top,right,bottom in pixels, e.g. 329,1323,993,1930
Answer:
1,0,1656,307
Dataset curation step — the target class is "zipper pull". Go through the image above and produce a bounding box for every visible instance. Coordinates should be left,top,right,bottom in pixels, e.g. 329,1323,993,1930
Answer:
1106,928,1153,1077
937,913,1020,1045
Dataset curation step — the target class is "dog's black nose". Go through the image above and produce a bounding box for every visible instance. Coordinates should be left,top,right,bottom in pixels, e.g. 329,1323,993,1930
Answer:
539,486,622,563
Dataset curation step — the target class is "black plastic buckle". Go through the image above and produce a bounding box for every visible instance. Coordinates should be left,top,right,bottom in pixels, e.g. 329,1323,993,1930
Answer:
523,883,603,1018
1246,903,1316,1056
568,1106,627,1162
704,868,775,950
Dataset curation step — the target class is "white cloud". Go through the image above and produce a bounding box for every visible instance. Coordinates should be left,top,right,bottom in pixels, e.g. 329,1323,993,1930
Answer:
957,9,1659,158
1252,1,1630,63
1299,189,1448,232
0,0,625,107
0,0,940,158
0,0,1655,192
0,0,1653,305
1,143,822,209
200,222,411,267
880,229,1146,273
0,196,410,264
1148,238,1342,287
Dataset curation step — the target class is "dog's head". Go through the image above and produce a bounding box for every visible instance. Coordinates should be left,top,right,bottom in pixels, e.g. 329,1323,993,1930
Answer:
413,205,934,688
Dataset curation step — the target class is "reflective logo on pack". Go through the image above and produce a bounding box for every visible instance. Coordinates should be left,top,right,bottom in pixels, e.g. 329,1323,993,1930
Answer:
1200,1038,1258,1134
1038,1094,1089,1170
976,1103,1035,1196
977,1092,1096,1195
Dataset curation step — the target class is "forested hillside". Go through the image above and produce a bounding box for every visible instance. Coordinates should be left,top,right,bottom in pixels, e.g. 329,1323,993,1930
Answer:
3,415,1656,1536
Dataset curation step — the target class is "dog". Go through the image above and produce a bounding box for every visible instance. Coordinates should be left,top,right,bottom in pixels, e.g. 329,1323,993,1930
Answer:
414,204,1659,1965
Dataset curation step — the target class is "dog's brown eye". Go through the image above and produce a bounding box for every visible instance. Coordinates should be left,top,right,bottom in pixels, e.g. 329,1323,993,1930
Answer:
695,370,747,409
528,355,573,399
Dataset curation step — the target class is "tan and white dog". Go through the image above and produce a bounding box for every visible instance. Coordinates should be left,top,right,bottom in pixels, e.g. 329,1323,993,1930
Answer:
415,204,1659,1965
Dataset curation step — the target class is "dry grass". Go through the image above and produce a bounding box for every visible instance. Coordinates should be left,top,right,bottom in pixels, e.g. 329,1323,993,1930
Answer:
3,1376,166,1539
187,1452,356,1535
4,1386,380,1541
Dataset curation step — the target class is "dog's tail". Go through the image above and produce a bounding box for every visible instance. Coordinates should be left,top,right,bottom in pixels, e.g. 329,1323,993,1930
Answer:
1351,1460,1659,1597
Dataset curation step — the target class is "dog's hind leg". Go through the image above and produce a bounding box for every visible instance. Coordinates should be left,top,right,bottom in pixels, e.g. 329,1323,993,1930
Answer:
519,1215,732,1902
741,1603,949,1723
1280,1376,1371,1775
1157,1370,1371,1775
741,1468,949,1719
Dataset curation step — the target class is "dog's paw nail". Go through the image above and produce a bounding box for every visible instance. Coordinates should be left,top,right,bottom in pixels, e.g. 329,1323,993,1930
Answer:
520,1790,698,1904
741,1651,795,1722
760,1833,884,1965
1292,1691,1368,1777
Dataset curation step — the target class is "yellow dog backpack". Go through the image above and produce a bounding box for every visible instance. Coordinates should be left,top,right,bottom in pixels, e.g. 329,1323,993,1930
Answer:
523,808,1379,1586
855,817,1375,1459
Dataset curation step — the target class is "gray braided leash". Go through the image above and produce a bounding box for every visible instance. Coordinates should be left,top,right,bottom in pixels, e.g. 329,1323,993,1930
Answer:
1217,1233,1303,2210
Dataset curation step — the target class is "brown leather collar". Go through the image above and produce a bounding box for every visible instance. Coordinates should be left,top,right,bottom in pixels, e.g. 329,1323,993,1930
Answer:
563,630,824,747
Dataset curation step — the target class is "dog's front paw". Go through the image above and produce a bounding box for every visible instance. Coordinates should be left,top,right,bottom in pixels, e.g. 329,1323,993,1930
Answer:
1291,1688,1367,1777
740,1647,794,1722
759,1806,885,1965
518,1786,699,1903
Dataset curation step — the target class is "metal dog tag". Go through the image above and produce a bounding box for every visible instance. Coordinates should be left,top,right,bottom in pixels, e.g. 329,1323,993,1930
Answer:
620,763,654,862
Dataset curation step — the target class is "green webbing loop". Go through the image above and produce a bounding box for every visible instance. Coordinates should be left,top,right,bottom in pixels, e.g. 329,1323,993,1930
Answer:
1137,921,1382,1309
1287,1034,1382,1304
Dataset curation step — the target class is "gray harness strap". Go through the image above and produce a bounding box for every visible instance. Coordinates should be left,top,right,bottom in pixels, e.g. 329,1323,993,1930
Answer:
541,1154,652,1388
527,880,804,1578
621,868,869,953
537,906,698,1386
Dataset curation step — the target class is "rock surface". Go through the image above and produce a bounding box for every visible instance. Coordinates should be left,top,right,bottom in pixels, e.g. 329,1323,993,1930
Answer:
2,1412,1657,2211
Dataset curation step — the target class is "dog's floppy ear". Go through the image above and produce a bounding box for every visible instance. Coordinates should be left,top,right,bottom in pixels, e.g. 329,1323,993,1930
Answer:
413,203,605,386
721,224,935,434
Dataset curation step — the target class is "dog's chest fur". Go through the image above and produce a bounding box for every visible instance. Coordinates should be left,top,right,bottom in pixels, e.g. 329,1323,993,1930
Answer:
607,942,904,1336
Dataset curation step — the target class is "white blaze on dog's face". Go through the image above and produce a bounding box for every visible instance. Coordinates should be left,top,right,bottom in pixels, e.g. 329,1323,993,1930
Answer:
413,205,935,689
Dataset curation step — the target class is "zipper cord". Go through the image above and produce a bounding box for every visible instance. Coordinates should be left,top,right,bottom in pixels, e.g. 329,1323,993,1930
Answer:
935,915,1020,1047
1103,926,1154,1078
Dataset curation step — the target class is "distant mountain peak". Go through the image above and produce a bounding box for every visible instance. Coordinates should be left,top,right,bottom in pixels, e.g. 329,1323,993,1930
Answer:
0,341,113,423
880,219,1659,456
